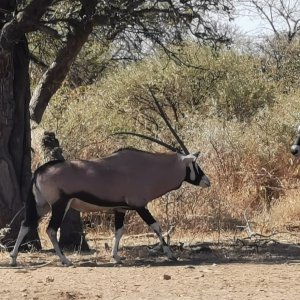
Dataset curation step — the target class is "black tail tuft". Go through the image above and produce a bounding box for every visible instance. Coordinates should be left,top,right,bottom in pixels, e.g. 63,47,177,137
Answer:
23,179,39,228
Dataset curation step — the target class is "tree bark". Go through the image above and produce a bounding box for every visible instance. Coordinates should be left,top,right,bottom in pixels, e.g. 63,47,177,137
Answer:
0,48,21,224
0,34,41,250
0,0,95,251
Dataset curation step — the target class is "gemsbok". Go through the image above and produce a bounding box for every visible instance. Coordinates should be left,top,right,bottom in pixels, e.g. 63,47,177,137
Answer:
10,89,210,266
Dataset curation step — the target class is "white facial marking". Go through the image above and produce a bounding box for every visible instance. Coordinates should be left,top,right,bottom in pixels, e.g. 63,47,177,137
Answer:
189,163,196,181
298,125,300,133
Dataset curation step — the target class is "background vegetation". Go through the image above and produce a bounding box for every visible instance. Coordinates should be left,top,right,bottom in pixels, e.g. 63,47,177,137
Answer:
31,36,300,241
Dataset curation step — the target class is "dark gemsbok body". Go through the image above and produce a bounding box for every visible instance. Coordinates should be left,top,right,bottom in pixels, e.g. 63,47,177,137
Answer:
291,125,300,156
10,88,210,266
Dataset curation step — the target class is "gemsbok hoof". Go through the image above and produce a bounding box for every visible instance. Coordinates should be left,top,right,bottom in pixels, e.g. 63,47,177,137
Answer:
168,256,177,262
112,255,126,264
10,254,17,267
10,261,17,267
62,259,73,267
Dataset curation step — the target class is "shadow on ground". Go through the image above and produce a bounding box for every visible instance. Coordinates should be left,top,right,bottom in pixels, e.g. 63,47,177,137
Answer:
74,237,300,268
1,236,300,268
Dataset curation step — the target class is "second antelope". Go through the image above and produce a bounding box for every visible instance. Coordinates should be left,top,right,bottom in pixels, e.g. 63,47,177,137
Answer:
291,125,300,156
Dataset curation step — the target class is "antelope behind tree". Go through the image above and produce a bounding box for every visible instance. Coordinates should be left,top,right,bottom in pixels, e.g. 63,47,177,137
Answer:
10,89,210,266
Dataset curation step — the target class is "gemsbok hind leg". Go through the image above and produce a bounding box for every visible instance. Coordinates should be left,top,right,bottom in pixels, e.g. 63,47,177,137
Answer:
46,198,72,266
111,210,126,263
10,221,31,266
10,202,45,266
136,207,176,261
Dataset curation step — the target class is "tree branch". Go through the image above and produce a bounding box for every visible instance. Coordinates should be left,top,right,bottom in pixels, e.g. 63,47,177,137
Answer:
29,22,93,124
0,0,55,51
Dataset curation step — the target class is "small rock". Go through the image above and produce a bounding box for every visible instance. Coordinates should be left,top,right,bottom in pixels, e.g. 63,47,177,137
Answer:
163,274,171,280
186,265,195,269
45,276,54,283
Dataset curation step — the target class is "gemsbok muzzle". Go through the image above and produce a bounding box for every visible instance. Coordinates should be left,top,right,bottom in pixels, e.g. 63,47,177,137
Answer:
291,125,300,156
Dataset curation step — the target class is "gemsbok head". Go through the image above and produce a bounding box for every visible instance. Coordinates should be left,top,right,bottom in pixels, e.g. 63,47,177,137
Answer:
291,125,300,156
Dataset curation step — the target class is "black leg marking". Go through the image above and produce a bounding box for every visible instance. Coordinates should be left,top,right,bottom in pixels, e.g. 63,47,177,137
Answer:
23,179,40,228
115,210,125,230
48,199,69,231
135,207,157,226
136,207,166,245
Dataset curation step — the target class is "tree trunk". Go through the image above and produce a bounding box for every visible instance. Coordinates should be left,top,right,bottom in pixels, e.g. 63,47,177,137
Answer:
0,35,41,250
0,47,22,233
41,132,89,251
0,0,94,252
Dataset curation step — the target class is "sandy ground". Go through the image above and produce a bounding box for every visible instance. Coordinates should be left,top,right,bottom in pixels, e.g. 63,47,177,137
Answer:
1,234,300,299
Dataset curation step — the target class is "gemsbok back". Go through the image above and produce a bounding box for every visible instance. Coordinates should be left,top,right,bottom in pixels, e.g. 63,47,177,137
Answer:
10,89,210,266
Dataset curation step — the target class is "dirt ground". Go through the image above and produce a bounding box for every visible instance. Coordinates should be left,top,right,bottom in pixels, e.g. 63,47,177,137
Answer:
1,234,300,300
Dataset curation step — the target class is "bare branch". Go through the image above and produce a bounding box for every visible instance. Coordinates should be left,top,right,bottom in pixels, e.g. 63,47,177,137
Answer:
38,24,60,39
29,22,93,124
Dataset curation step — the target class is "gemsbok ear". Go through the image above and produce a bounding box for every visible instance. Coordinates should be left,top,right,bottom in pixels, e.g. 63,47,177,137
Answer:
193,151,200,158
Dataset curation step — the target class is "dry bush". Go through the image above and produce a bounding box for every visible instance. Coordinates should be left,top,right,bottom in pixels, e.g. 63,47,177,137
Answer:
98,44,275,126
37,43,300,238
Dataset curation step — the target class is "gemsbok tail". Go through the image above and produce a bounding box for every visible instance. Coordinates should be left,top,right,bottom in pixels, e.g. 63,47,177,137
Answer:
23,174,39,228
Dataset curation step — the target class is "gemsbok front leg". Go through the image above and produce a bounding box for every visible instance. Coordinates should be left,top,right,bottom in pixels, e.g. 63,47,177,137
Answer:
46,198,72,266
136,207,176,261
111,210,126,263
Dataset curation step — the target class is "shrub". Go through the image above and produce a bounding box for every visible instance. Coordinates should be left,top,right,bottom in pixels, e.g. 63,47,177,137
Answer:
39,43,300,236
